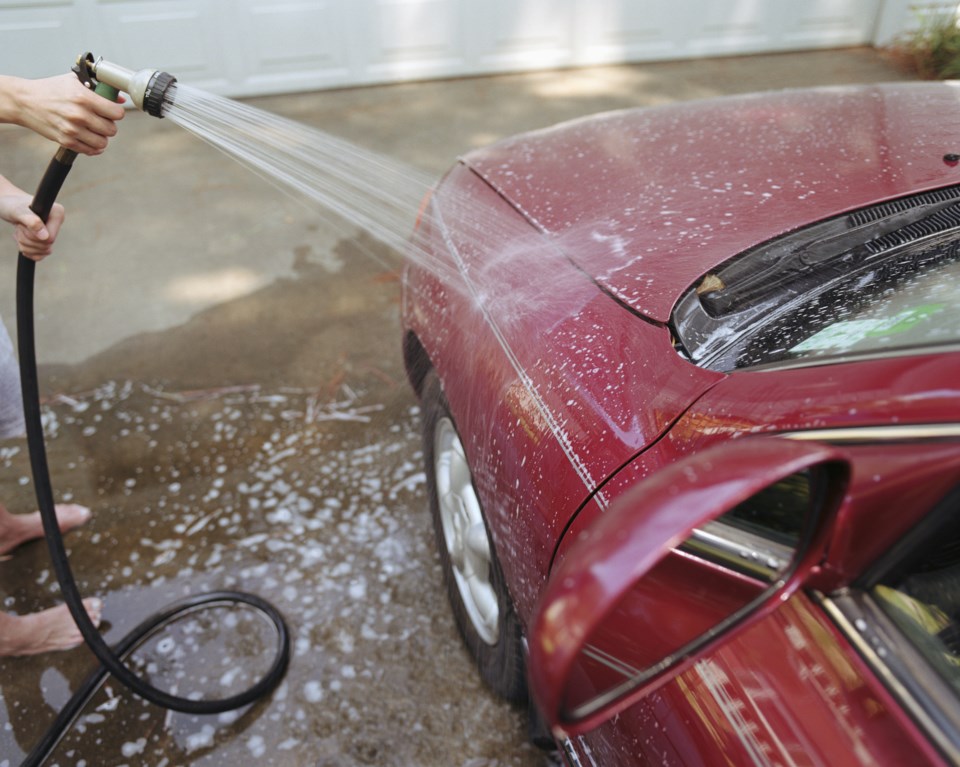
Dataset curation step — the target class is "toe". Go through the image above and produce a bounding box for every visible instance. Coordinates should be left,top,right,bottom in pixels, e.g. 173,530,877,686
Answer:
55,504,92,533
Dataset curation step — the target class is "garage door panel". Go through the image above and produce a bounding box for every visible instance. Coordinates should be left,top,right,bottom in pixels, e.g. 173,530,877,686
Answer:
684,1,780,55
0,2,84,78
234,0,352,90
576,1,682,64
475,0,575,71
90,0,225,83
780,0,884,47
364,0,468,80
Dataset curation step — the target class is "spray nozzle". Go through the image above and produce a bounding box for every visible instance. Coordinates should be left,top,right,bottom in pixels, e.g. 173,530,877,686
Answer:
75,52,177,118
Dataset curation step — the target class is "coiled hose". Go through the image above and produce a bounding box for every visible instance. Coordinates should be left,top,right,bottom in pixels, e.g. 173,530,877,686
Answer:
14,94,290,767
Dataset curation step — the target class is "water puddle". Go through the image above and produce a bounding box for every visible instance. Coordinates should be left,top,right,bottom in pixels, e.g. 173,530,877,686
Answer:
0,259,538,765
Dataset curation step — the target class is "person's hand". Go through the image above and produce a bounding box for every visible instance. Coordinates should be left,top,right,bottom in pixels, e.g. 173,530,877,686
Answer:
11,73,125,155
0,181,64,261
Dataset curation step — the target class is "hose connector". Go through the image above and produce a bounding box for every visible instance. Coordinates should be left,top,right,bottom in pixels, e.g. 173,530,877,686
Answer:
76,52,177,118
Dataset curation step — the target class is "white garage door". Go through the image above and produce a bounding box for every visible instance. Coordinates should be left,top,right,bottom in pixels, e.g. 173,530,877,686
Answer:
0,0,908,98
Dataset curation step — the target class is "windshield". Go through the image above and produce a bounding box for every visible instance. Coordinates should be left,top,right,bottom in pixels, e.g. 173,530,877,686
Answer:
672,187,960,372
734,239,960,369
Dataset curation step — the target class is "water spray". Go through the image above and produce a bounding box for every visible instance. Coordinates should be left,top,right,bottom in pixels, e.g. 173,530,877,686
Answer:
14,54,289,766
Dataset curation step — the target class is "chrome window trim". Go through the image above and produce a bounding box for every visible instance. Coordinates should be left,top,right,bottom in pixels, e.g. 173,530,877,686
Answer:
780,423,960,444
819,590,960,765
558,736,586,767
685,522,792,580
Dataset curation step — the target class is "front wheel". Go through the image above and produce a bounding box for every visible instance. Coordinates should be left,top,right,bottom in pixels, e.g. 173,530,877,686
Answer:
421,371,527,703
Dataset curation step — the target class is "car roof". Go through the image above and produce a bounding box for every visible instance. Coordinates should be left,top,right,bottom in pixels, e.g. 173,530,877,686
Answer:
462,82,960,323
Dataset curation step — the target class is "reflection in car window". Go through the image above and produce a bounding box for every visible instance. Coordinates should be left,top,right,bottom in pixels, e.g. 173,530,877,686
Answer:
874,530,960,699
672,188,960,372
736,240,960,369
720,470,809,546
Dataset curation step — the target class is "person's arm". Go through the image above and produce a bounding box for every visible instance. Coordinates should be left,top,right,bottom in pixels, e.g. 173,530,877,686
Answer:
0,174,64,261
0,72,124,155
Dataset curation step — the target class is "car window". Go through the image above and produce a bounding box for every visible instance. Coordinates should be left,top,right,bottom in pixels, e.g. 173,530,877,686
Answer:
873,527,960,700
824,473,960,763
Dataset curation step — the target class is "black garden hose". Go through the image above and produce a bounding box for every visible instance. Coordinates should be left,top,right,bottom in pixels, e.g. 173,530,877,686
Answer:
14,136,290,767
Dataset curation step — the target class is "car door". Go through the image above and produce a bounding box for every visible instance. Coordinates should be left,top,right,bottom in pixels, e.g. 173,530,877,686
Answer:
531,436,960,766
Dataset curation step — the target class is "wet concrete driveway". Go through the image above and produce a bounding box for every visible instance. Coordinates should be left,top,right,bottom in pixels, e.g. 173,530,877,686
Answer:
1,239,540,765
0,48,910,766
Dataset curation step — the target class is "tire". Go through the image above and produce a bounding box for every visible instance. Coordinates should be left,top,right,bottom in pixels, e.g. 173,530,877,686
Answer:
421,371,527,703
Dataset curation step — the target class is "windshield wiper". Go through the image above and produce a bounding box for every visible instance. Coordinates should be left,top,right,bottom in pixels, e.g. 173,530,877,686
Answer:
699,186,960,317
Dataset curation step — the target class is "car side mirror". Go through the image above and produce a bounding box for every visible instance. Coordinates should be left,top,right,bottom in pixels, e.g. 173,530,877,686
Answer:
528,437,849,736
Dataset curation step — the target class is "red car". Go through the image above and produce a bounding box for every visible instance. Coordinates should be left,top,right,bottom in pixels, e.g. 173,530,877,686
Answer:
401,82,960,765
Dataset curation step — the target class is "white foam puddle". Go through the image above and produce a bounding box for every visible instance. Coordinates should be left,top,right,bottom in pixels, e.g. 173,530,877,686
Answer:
0,380,538,764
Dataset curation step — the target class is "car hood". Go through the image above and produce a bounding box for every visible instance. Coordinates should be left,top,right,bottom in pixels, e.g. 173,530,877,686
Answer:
462,82,960,323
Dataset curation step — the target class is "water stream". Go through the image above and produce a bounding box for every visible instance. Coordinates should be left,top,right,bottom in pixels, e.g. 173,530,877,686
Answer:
162,83,604,503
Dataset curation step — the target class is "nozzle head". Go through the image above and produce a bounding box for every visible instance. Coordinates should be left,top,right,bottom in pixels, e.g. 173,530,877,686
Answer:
142,70,177,118
86,56,177,118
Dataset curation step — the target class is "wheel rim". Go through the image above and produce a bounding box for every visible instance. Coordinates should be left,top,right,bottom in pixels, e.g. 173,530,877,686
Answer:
434,416,499,645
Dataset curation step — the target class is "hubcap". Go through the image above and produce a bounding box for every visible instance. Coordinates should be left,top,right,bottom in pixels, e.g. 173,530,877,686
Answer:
434,417,499,645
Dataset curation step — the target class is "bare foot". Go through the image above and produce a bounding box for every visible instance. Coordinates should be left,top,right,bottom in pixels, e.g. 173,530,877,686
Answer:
0,504,91,556
0,597,102,656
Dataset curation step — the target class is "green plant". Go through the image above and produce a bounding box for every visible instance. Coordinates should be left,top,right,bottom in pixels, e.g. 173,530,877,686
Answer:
891,8,960,79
